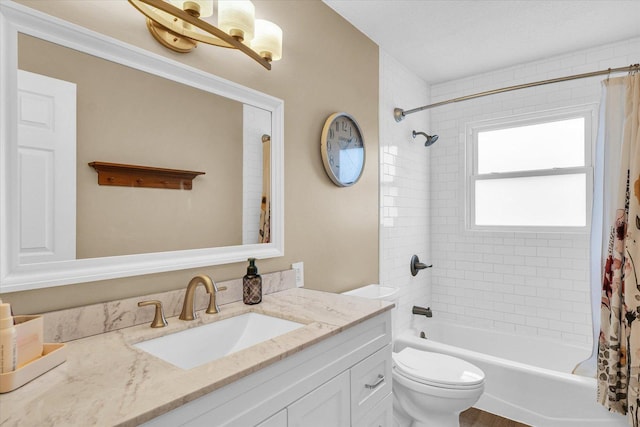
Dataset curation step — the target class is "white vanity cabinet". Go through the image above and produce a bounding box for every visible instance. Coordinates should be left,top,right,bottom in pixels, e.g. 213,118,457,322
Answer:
286,344,392,427
350,345,393,423
288,371,351,427
354,393,394,427
142,310,392,427
256,410,287,427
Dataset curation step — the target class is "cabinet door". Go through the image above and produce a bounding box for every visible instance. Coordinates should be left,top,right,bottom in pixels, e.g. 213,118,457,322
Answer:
257,409,287,427
353,393,393,427
350,344,392,423
288,371,350,427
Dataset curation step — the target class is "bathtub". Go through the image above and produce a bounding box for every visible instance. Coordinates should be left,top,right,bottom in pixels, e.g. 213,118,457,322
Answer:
394,321,627,427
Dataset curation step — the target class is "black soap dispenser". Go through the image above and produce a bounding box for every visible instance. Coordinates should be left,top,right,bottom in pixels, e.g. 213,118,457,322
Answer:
243,258,262,305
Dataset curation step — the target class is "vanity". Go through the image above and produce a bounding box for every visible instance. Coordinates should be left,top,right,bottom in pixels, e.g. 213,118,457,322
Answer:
0,288,393,426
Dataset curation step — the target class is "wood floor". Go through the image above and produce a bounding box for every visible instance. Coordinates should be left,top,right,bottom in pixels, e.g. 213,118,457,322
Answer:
460,408,531,427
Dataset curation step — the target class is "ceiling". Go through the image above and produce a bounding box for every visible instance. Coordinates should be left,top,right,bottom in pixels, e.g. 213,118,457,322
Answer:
323,1,640,84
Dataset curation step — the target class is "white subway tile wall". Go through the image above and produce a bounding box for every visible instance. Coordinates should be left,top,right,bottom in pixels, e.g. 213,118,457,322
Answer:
380,38,639,345
379,51,431,336
428,37,640,345
242,105,270,244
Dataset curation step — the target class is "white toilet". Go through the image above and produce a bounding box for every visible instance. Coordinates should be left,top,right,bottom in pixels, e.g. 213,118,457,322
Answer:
341,284,485,427
392,347,485,427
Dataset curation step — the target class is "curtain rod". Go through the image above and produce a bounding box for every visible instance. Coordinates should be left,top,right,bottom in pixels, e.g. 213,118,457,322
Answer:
393,63,640,122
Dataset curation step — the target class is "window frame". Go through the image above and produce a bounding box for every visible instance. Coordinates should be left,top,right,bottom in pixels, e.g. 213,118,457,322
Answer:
465,106,596,233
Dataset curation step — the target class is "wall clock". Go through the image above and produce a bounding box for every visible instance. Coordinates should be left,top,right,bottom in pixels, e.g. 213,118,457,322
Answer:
320,112,365,187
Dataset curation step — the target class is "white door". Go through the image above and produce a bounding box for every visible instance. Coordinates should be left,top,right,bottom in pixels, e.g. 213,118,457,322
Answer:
17,70,76,264
288,371,351,427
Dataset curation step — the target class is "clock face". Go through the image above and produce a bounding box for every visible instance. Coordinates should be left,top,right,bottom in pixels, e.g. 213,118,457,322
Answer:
321,113,365,187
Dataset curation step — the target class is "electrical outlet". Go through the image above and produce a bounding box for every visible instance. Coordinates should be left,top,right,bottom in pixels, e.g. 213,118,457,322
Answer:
291,262,304,288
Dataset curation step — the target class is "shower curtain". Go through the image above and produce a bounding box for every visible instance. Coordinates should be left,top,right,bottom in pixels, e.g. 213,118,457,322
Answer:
596,72,640,426
258,135,271,243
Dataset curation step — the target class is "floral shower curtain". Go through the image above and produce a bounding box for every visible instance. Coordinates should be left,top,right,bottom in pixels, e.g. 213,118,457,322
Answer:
258,135,271,243
597,72,640,426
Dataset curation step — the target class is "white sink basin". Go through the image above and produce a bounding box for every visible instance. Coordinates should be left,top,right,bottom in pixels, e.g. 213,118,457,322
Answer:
134,313,304,369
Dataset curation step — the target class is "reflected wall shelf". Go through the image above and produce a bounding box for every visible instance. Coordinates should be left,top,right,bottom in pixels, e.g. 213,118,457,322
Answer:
88,161,205,190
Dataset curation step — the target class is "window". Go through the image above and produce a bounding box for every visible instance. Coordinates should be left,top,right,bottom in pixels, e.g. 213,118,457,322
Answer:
467,108,594,232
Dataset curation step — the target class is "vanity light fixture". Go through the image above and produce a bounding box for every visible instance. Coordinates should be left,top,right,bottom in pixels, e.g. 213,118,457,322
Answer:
128,0,282,70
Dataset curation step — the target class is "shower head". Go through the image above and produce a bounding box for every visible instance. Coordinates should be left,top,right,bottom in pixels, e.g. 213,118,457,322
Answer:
412,130,439,147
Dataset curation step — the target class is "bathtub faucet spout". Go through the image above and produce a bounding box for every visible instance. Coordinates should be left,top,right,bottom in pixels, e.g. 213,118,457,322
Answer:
412,305,432,317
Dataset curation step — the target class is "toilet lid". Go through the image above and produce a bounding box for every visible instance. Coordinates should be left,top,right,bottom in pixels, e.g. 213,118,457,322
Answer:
393,348,485,387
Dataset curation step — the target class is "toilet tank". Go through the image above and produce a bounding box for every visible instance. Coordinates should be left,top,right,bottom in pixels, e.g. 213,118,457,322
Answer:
342,284,399,308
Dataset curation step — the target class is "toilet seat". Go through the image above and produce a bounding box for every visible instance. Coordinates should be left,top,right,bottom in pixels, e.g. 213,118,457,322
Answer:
393,347,485,390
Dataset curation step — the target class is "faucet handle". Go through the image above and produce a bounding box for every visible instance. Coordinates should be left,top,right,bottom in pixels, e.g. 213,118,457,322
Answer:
206,284,227,314
138,300,168,328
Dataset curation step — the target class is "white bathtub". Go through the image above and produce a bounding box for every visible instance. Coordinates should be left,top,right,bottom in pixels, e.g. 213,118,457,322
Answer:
394,321,627,427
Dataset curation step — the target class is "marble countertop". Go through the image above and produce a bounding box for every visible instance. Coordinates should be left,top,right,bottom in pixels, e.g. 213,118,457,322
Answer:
0,288,392,427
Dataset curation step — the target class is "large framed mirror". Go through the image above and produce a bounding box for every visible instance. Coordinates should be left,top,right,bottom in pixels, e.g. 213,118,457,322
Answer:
0,1,284,293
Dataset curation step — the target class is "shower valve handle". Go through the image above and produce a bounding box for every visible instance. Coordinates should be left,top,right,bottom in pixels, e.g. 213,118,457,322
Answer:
410,254,432,276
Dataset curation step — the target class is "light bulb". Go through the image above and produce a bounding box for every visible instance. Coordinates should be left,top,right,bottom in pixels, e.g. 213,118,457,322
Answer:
169,0,214,18
251,19,282,62
218,0,255,42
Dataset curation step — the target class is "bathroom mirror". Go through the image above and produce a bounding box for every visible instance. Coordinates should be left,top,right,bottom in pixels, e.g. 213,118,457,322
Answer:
0,1,284,292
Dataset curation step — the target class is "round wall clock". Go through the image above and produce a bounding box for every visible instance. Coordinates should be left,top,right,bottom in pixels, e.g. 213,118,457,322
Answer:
320,112,365,187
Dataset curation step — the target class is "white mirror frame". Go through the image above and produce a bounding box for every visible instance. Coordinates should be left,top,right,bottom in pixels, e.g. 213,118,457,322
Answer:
0,1,284,292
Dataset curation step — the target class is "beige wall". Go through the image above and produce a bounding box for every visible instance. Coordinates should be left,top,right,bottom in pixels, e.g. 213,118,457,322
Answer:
3,0,379,314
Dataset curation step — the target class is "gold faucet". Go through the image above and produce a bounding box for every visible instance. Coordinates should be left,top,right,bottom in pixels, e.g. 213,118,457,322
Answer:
179,275,227,321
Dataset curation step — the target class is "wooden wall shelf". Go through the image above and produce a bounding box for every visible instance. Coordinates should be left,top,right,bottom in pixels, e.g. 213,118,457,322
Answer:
88,162,205,190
